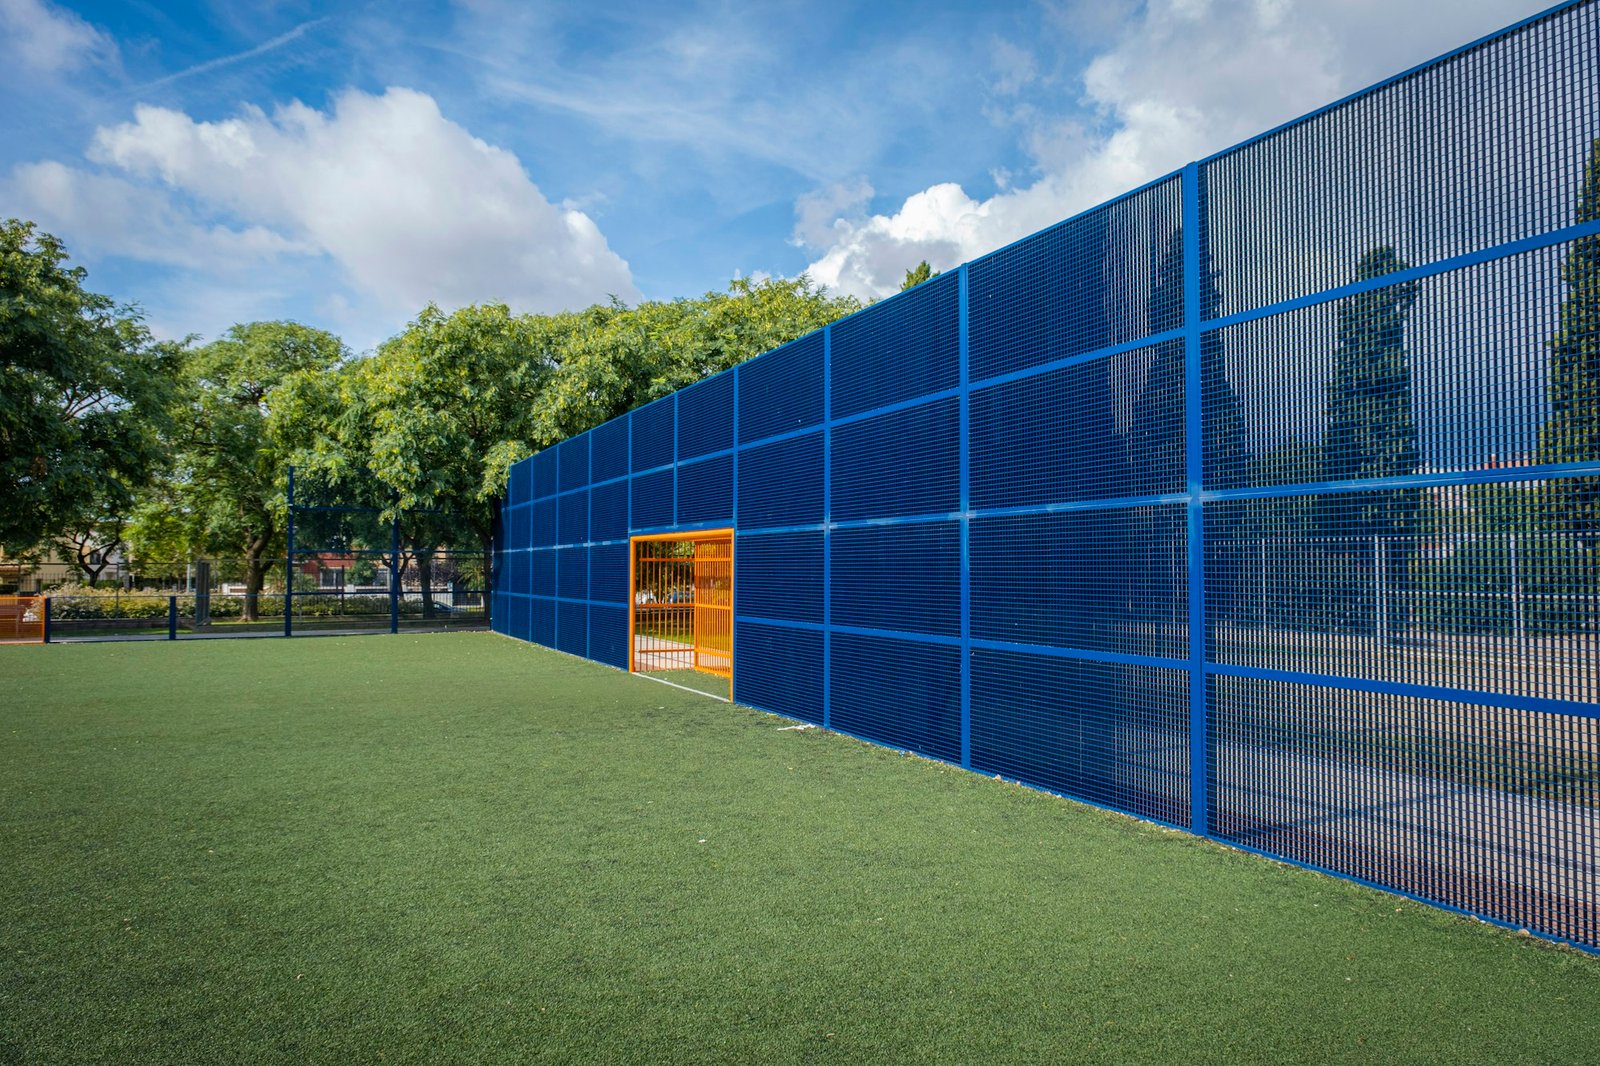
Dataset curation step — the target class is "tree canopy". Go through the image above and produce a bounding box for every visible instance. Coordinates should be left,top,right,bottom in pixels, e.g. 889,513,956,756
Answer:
157,321,348,616
1,218,178,555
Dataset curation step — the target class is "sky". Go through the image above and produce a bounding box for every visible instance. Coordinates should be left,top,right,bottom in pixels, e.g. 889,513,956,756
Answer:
0,0,1555,355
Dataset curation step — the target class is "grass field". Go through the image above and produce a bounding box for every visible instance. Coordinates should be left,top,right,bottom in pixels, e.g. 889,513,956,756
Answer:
1,634,1596,1064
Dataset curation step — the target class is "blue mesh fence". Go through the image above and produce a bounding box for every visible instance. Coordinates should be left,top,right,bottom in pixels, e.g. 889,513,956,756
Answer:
495,0,1600,952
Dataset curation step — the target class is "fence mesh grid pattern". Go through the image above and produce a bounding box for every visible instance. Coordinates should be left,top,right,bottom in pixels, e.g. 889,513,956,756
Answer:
496,0,1600,951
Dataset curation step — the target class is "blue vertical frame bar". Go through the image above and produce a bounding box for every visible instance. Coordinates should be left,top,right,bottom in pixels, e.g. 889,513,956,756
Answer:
1182,162,1208,838
821,326,832,730
582,435,591,659
731,370,741,702
957,264,972,769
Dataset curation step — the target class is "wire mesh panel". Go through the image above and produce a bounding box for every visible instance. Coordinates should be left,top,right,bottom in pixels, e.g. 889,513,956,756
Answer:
831,522,961,637
733,620,823,724
970,508,1187,659
1203,3,1600,320
737,433,823,530
591,480,629,542
678,455,734,527
590,604,629,670
531,499,558,550
631,470,675,531
971,650,1190,825
558,435,590,493
1210,673,1598,948
556,601,588,658
830,632,962,762
532,448,558,501
971,345,1182,508
738,334,823,443
734,531,823,624
591,416,630,484
588,542,629,606
678,372,735,461
531,597,556,647
558,490,589,546
632,396,675,473
509,459,533,507
968,177,1181,383
530,549,556,599
831,271,960,418
831,399,960,521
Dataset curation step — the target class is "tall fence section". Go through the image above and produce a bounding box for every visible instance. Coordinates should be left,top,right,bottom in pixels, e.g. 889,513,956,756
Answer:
496,0,1600,952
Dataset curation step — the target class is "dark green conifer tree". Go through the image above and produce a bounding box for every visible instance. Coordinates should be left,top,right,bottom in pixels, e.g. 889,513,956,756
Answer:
1322,245,1421,635
1538,138,1600,539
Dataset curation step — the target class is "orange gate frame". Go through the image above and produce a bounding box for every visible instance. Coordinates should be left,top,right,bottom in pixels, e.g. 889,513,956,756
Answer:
0,596,45,644
629,529,733,697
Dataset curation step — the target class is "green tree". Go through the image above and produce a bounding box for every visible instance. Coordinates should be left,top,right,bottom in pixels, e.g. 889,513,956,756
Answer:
1538,137,1600,540
1128,228,1247,626
1,219,177,554
59,512,125,587
359,303,557,624
170,321,348,619
531,275,859,445
1322,245,1421,635
900,260,937,291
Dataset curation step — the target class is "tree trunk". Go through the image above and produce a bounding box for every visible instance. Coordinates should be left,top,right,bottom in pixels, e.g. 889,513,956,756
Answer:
241,530,272,622
418,550,435,619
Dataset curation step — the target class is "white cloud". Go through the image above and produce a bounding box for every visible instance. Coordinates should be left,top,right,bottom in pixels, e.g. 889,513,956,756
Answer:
792,177,875,249
81,86,637,315
0,0,113,73
7,160,311,268
799,0,1539,300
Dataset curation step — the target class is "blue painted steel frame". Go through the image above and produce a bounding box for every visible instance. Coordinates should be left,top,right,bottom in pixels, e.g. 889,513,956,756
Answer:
957,265,972,770
821,325,832,730
1183,163,1207,837
494,0,1600,954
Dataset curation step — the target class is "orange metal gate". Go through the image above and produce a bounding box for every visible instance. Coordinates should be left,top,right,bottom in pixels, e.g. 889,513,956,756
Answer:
0,597,45,644
630,530,733,695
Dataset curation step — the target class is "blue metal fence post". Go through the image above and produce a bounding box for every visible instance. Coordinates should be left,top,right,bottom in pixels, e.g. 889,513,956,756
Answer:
1183,162,1209,839
168,596,177,640
958,263,972,770
821,325,832,731
284,465,295,637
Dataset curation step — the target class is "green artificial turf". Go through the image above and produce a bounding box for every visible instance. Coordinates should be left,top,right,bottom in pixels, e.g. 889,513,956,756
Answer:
1,633,1595,1064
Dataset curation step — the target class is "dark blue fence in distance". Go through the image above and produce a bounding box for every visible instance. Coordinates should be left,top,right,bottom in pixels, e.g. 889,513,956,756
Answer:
497,0,1600,952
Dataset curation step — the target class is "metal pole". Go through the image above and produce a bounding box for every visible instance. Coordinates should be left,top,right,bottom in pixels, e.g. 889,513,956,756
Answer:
1374,535,1388,643
285,465,295,638
168,596,177,640
1511,534,1526,649
42,597,51,644
1259,538,1268,627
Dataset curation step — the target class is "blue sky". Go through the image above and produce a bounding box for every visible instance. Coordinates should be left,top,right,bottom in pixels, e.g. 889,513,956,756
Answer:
0,0,1548,353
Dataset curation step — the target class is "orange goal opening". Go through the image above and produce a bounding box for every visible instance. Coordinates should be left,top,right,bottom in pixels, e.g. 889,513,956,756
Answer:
629,530,733,698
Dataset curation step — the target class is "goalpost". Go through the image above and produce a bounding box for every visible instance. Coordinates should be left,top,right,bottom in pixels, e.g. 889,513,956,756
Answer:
628,530,733,697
